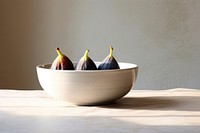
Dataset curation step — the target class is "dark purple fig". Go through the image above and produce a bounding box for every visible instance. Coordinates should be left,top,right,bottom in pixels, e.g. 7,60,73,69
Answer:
98,46,120,70
51,47,74,70
76,49,97,70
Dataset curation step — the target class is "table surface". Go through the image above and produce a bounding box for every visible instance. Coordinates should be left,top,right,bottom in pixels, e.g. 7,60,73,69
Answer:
0,88,200,133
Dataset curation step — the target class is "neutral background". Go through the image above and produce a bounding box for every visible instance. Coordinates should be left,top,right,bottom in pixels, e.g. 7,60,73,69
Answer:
0,0,200,90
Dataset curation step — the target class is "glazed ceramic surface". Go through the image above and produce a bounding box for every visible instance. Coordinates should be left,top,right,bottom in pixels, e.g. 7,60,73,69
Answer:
36,62,138,105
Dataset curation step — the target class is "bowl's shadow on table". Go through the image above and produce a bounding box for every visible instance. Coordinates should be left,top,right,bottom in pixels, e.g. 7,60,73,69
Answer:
99,96,200,111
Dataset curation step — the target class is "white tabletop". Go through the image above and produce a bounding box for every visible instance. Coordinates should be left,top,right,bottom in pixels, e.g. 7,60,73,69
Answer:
0,88,200,133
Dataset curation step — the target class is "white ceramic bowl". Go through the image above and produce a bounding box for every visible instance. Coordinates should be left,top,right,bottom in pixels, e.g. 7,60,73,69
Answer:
36,62,138,105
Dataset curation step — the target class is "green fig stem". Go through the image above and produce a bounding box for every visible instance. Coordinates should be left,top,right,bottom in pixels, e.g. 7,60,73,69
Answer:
83,49,89,60
56,47,63,57
109,46,114,57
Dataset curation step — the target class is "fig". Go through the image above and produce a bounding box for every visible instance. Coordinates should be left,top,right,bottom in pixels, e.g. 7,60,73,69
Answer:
76,49,97,70
51,47,74,70
98,46,120,70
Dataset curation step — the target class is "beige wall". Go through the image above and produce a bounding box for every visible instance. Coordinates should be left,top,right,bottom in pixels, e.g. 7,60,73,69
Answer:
0,0,200,89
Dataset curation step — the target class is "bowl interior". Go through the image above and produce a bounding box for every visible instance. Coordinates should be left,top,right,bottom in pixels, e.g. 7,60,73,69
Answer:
37,62,138,72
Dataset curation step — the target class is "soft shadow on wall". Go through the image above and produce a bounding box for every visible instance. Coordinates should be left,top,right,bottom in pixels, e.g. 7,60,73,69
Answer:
0,0,74,89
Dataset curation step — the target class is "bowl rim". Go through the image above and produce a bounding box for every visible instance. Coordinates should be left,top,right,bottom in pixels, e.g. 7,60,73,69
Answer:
36,62,138,73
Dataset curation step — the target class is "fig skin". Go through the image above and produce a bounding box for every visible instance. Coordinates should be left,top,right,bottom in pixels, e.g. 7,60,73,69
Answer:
76,49,97,70
51,47,74,70
98,46,120,70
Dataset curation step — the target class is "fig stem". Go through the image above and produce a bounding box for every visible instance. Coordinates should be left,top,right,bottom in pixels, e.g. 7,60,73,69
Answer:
56,47,63,57
109,46,113,57
83,49,89,60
